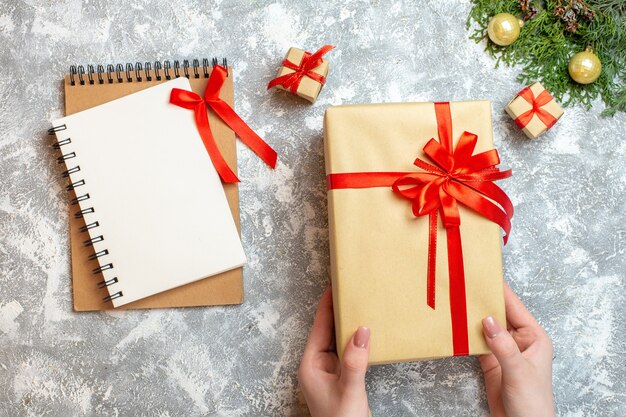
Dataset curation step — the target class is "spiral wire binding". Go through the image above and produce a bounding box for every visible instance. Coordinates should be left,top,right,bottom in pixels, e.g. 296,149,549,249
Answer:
163,60,171,80
134,62,143,82
115,64,123,83
173,60,180,78
68,58,229,86
144,62,152,81
87,65,95,85
48,124,122,303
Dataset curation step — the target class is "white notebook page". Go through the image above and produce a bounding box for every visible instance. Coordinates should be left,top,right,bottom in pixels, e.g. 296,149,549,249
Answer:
52,78,246,307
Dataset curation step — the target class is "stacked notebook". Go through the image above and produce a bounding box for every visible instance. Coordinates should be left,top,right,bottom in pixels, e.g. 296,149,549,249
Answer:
51,60,246,310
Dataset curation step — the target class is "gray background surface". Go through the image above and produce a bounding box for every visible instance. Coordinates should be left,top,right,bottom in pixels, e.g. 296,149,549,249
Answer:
0,0,624,416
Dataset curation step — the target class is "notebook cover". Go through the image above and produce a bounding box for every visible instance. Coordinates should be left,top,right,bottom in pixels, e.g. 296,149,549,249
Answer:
64,70,244,311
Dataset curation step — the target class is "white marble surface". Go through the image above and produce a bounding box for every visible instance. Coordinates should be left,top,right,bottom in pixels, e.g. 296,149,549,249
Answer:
0,0,624,416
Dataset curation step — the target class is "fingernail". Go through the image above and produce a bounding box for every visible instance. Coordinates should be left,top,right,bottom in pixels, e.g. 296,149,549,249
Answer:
353,326,370,349
482,316,502,339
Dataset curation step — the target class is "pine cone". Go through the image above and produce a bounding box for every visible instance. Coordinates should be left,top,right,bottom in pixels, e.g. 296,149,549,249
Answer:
565,21,579,32
564,8,577,21
523,5,539,20
554,5,566,17
583,8,595,21
519,0,530,11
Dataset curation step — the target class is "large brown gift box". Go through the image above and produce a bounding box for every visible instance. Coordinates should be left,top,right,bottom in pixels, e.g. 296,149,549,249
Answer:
324,101,509,365
271,47,330,102
505,82,564,139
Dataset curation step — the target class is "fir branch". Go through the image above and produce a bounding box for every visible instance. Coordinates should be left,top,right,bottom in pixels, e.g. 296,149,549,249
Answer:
467,0,626,115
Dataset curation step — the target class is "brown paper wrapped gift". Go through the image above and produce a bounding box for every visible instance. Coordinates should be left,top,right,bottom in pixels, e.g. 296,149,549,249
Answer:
268,46,333,103
324,101,513,365
505,82,564,138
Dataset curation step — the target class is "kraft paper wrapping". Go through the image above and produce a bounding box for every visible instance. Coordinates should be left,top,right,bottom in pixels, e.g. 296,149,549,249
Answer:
274,47,329,102
505,82,564,139
324,101,507,365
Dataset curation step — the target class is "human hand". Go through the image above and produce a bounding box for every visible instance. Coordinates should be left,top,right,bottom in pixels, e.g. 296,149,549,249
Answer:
480,283,555,417
298,287,371,417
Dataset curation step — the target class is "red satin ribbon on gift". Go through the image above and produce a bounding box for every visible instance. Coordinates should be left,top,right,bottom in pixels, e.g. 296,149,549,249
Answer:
514,87,558,130
267,45,335,94
170,65,278,183
327,102,514,356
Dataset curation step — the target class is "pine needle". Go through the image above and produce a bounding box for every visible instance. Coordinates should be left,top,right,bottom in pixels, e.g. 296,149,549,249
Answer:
467,0,626,116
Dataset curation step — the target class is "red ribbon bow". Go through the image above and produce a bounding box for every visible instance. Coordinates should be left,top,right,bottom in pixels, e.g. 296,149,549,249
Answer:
327,102,514,356
170,65,278,183
514,87,558,130
267,45,335,94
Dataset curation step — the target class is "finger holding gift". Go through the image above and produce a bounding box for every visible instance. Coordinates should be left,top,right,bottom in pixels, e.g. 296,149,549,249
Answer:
482,315,525,377
340,326,371,394
503,282,539,329
301,288,340,377
480,284,556,417
503,283,553,356
298,289,371,417
303,287,335,355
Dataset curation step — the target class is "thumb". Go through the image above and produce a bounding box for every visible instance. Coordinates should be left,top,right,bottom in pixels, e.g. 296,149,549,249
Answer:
340,326,371,392
482,316,524,374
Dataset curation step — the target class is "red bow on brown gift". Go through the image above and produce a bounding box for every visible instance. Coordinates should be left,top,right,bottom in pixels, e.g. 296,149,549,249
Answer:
329,129,514,309
514,87,558,129
267,45,335,94
327,102,514,356
171,65,277,183
391,132,513,238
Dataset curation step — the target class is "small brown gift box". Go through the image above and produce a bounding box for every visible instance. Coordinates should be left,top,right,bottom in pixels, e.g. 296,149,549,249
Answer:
324,101,509,365
505,82,564,138
269,47,331,103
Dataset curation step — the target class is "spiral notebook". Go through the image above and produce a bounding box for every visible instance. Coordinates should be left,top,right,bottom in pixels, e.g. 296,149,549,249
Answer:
52,60,246,310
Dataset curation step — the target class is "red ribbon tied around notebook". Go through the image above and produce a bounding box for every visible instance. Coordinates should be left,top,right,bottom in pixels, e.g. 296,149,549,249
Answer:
267,45,335,94
514,87,558,130
327,102,514,356
170,65,277,183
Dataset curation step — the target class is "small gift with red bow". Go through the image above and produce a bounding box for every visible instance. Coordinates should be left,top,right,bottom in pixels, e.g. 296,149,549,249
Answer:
325,101,514,364
505,82,564,139
267,45,334,103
